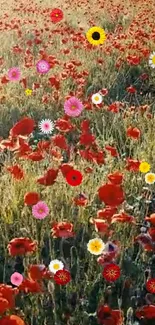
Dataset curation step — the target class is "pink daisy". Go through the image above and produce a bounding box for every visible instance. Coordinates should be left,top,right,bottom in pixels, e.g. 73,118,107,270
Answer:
64,97,84,117
39,119,54,134
32,201,49,219
36,60,50,74
8,67,21,81
10,272,23,286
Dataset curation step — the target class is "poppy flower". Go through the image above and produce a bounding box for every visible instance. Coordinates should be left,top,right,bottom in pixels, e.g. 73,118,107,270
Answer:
90,219,109,234
146,278,155,293
111,212,135,224
54,269,71,285
59,163,74,177
0,315,25,325
0,285,18,311
102,263,121,282
79,133,96,146
24,192,40,206
73,193,88,206
98,183,125,207
7,238,37,256
55,118,74,132
27,151,44,161
97,207,118,221
0,298,9,314
19,278,44,293
28,265,53,281
125,158,140,172
105,145,119,157
6,164,24,180
37,168,59,186
51,221,75,238
136,305,155,320
51,134,68,150
126,126,141,139
10,117,35,137
50,8,63,23
107,172,123,185
97,304,123,325
65,169,83,186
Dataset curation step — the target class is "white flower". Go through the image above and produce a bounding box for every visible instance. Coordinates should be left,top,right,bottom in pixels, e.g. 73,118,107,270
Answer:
149,51,155,68
49,259,64,274
38,119,54,134
92,93,103,104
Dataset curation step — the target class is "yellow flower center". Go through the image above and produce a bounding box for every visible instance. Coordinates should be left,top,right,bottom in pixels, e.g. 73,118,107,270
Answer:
71,105,76,110
146,174,155,183
55,14,59,17
53,264,60,270
39,209,44,213
152,55,155,64
94,96,99,101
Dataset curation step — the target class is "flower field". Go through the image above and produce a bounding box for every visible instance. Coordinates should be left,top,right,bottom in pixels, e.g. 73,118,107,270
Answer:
1,0,155,324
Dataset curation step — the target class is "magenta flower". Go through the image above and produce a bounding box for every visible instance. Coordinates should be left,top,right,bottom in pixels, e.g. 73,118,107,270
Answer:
8,67,21,81
10,272,23,286
32,201,49,219
36,60,50,74
64,97,84,117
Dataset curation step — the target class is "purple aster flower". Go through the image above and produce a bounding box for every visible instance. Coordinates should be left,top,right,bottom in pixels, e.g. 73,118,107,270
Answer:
8,67,21,81
32,201,49,219
64,96,84,117
36,60,50,74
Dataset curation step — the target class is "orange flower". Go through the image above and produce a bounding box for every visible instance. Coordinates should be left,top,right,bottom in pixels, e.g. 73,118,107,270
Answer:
0,315,25,325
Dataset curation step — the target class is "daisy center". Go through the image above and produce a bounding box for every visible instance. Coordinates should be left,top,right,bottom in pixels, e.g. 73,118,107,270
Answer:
38,208,44,213
44,123,49,128
152,56,155,64
53,264,60,270
92,32,100,40
94,96,99,101
12,72,17,77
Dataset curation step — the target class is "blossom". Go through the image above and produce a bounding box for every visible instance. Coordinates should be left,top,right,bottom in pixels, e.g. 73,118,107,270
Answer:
38,119,54,134
8,67,21,81
25,89,32,96
149,51,155,68
49,260,64,274
102,263,121,281
54,269,71,285
0,285,18,313
0,315,26,325
146,278,155,293
7,238,37,256
97,305,123,325
10,272,23,286
92,93,103,104
10,117,35,137
65,169,83,186
32,201,49,219
139,161,150,173
64,97,83,117
98,183,125,207
126,126,141,139
145,172,155,184
50,8,63,23
37,168,59,186
7,165,24,180
28,265,52,281
36,60,50,74
87,238,105,255
51,221,75,238
24,192,40,206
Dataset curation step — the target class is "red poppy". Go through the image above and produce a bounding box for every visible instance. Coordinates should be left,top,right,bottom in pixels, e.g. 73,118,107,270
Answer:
50,8,63,23
102,263,120,282
24,192,40,206
55,118,74,132
51,134,68,150
136,305,155,320
0,315,25,325
107,172,123,185
90,218,109,234
146,278,155,293
98,183,125,207
6,164,24,180
27,151,44,161
97,304,123,325
51,221,75,238
126,126,141,139
97,207,118,221
7,237,37,256
59,163,74,177
37,168,59,186
125,158,140,172
0,285,18,312
54,269,71,285
28,265,53,281
79,133,96,146
105,145,119,157
126,86,137,94
111,212,135,224
73,193,88,206
10,117,35,137
19,278,44,293
65,169,83,186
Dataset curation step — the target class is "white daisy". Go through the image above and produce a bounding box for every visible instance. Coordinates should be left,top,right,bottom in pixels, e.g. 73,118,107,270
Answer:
92,93,103,105
49,259,64,274
149,51,155,68
38,119,54,134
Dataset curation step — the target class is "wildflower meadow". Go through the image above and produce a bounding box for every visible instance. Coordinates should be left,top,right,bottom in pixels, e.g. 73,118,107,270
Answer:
1,0,155,324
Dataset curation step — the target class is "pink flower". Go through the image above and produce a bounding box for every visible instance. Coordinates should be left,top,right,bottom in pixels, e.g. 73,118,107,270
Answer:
32,201,49,219
8,67,21,81
36,60,50,74
64,97,83,117
10,272,23,286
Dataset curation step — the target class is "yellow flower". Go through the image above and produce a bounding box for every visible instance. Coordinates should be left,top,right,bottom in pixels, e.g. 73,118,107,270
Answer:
87,238,105,255
25,88,32,96
139,161,150,173
86,26,106,46
145,172,155,184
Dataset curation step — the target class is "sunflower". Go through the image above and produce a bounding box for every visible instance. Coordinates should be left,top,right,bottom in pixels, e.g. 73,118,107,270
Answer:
86,26,106,46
